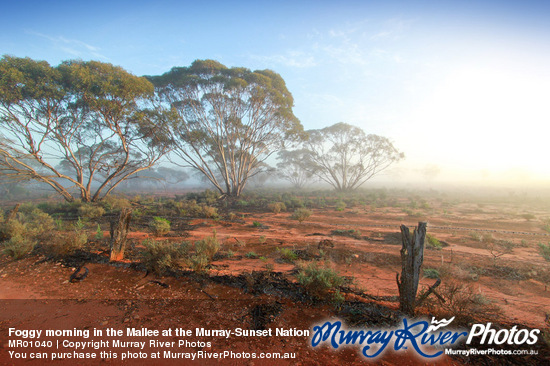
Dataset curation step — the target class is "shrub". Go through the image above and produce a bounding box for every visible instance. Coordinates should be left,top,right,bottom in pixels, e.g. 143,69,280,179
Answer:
48,230,88,258
259,235,266,244
189,253,209,273
425,234,442,250
95,224,103,240
291,208,312,224
423,268,440,279
335,201,346,211
2,235,36,259
195,231,220,260
421,281,501,324
141,239,189,275
267,202,286,214
149,217,171,236
297,262,345,302
277,247,298,263
200,204,218,219
78,204,106,220
101,195,131,212
539,243,550,261
245,252,257,259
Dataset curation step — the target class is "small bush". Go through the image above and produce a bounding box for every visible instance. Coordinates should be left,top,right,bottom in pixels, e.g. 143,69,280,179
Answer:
259,235,266,244
277,247,298,263
95,224,103,240
189,253,210,273
267,202,286,214
245,252,257,259
101,195,131,212
539,243,550,261
425,234,442,250
2,235,36,259
149,217,171,236
49,230,88,258
78,204,106,220
423,268,440,279
195,231,220,260
252,221,262,228
291,208,312,224
141,239,189,275
297,262,345,302
335,201,346,211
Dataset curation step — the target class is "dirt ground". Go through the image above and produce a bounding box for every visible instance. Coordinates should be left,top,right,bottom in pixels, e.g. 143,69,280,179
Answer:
1,194,550,365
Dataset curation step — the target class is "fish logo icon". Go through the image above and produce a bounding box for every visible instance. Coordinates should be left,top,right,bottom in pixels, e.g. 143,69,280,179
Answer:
427,317,455,332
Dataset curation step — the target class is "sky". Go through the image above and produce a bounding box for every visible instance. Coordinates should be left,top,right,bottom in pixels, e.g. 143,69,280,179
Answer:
2,0,550,185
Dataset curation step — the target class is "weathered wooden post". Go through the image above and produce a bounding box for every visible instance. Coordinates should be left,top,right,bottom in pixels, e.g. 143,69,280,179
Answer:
110,208,132,261
396,221,427,316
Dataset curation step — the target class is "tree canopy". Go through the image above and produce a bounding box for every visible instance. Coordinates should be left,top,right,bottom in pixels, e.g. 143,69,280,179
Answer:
149,59,303,197
0,56,173,202
301,122,403,191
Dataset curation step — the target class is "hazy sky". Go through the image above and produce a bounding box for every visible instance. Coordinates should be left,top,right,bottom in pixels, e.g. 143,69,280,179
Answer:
2,0,549,183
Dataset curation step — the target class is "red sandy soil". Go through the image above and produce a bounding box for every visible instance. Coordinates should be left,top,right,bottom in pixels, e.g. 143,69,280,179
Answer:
1,199,550,365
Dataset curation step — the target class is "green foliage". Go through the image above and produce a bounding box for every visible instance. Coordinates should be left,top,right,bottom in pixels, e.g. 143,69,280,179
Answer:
252,221,262,228
245,252,258,259
297,262,345,302
539,243,550,261
101,195,132,212
277,247,298,263
423,268,440,279
78,204,106,220
140,239,189,275
335,201,346,211
95,224,103,240
425,234,442,250
267,202,286,214
259,235,266,244
290,208,312,223
48,230,88,258
0,56,172,202
149,217,171,236
189,253,209,273
149,59,302,197
2,235,36,259
195,230,220,260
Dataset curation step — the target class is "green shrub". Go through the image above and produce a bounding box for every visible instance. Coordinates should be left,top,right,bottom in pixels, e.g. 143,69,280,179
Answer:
48,230,88,258
149,217,171,236
141,239,189,275
539,243,550,261
335,201,346,211
78,204,106,220
195,231,220,260
267,202,286,214
252,221,262,228
95,224,103,240
297,262,345,302
189,253,210,273
291,208,312,224
101,195,131,212
245,252,257,259
277,247,298,262
423,268,440,279
426,234,442,250
2,235,36,259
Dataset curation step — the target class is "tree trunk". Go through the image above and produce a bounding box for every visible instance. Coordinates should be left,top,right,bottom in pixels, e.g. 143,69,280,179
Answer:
109,208,132,261
396,222,427,316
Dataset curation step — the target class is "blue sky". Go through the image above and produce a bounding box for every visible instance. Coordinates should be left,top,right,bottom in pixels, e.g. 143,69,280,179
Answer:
2,0,550,184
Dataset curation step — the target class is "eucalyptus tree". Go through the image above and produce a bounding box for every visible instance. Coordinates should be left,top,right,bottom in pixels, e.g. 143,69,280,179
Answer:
0,56,173,202
303,122,403,191
149,60,303,198
276,149,314,189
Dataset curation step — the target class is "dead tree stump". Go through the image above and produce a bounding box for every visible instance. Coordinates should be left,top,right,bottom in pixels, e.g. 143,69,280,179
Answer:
396,222,427,316
110,208,132,262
